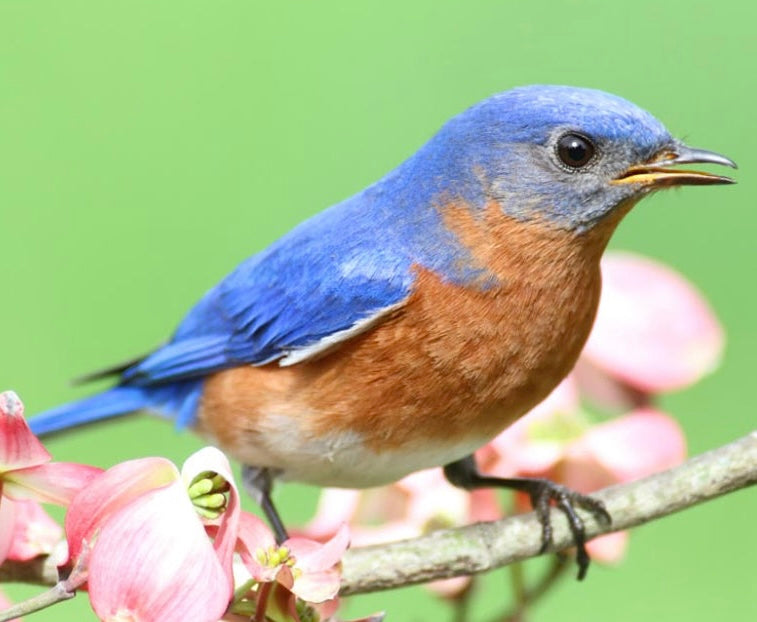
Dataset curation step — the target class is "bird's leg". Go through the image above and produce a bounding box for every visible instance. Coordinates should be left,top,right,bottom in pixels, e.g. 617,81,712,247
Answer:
443,454,611,580
241,465,289,544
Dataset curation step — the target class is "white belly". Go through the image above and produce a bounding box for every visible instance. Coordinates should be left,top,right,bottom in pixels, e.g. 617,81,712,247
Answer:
203,412,490,488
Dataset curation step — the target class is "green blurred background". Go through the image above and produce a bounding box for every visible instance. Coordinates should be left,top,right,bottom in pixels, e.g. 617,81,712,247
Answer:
1,0,754,620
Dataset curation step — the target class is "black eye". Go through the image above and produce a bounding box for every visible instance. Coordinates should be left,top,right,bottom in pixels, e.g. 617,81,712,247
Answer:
556,133,596,169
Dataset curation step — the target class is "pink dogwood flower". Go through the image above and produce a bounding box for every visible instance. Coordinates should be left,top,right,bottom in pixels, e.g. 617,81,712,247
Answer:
219,511,350,621
5,498,63,562
236,511,349,604
61,444,351,621
63,447,240,622
485,377,686,562
0,391,100,564
305,470,500,547
579,252,724,402
303,469,499,598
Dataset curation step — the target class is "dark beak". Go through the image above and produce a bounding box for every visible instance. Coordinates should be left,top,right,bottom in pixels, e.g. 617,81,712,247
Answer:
612,142,737,187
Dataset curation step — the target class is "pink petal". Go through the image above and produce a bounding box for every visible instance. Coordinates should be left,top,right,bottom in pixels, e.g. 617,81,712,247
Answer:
4,462,102,506
237,518,349,603
572,358,645,412
288,523,350,573
400,469,472,528
288,565,342,603
65,457,178,564
7,499,63,561
88,481,231,622
286,525,349,603
487,377,580,475
348,522,421,547
523,376,581,420
489,419,566,476
0,496,18,564
427,575,473,599
501,440,565,477
181,447,240,586
586,530,629,564
0,392,51,471
303,481,495,558
584,253,724,392
396,468,450,495
311,596,340,621
237,511,276,550
299,488,361,540
557,451,616,493
580,409,687,482
468,488,502,523
236,511,278,582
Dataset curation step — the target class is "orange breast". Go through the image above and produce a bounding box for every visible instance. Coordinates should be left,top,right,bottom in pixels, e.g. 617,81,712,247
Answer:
197,201,629,475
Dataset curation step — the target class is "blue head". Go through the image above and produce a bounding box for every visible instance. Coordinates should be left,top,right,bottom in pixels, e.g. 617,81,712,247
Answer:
408,85,735,232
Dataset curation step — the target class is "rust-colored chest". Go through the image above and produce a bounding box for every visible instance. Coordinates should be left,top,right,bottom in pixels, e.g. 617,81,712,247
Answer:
300,207,608,449
199,204,618,459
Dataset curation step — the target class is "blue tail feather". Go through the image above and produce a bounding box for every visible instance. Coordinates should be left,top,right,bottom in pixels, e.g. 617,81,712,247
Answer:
28,381,204,436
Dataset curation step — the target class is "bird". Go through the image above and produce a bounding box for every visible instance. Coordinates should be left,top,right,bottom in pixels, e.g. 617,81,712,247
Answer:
29,85,736,578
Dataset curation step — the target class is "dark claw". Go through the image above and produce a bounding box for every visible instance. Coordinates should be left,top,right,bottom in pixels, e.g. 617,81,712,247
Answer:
444,456,612,580
514,478,611,580
531,487,554,553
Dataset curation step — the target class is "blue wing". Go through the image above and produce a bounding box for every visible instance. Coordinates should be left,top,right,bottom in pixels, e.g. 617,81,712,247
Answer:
122,197,417,385
122,151,497,386
30,136,493,435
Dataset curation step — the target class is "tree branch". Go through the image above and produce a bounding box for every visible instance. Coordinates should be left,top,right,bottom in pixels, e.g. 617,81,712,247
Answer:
1,432,755,600
339,430,757,594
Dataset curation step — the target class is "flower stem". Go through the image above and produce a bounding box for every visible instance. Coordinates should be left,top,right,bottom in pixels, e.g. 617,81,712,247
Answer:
0,582,75,621
494,556,569,622
451,577,476,622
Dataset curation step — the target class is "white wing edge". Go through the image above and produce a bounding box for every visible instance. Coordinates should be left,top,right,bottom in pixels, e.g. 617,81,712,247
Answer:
278,299,407,367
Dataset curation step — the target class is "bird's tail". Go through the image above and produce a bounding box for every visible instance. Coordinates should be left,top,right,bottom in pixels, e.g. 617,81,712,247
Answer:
28,386,154,436
28,381,203,437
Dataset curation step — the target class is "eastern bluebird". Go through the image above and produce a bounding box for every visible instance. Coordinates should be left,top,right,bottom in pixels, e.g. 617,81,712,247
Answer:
29,85,736,577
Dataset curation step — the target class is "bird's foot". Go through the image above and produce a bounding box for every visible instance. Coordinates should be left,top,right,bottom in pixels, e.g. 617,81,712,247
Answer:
503,476,611,580
443,455,611,580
